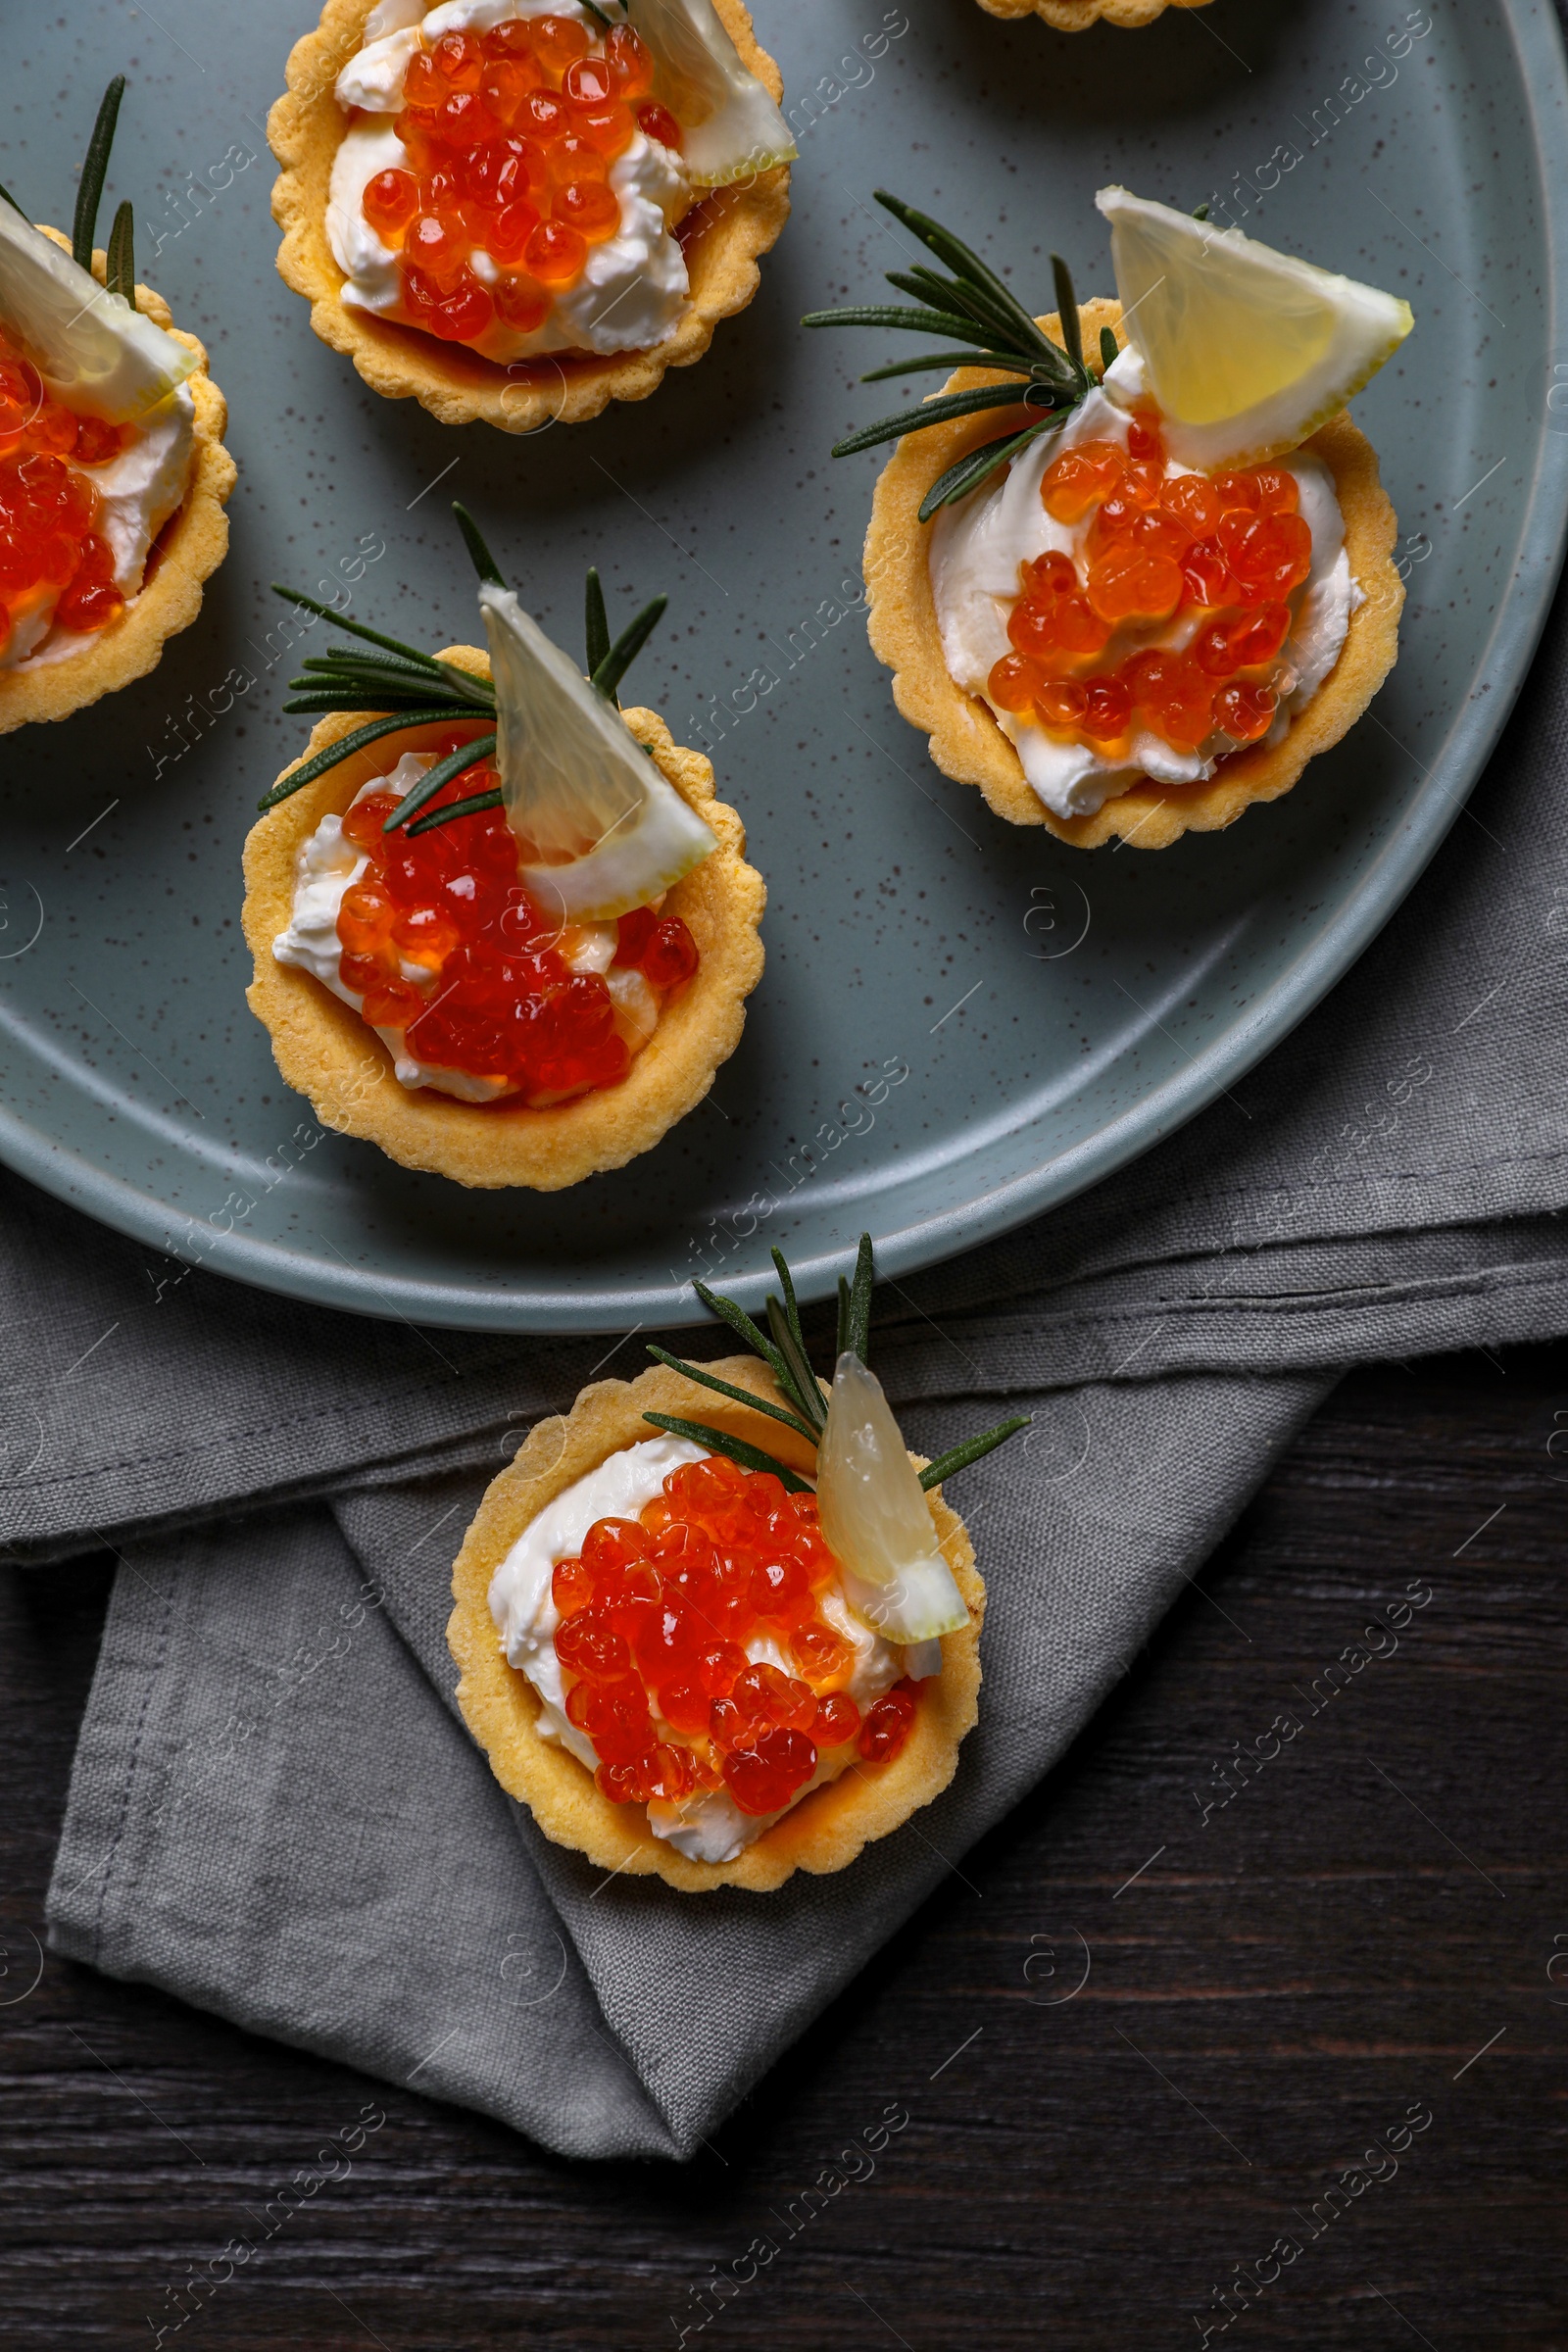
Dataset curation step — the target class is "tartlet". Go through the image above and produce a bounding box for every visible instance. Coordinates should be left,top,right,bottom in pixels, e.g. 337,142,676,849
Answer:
449,1355,984,1892
270,0,794,433
976,0,1211,25
866,300,1401,850
0,80,234,731
809,189,1408,851
245,673,763,1187
447,1239,1024,1892
0,252,232,734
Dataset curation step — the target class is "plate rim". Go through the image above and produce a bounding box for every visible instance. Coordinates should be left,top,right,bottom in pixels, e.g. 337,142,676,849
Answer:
4,0,1566,1334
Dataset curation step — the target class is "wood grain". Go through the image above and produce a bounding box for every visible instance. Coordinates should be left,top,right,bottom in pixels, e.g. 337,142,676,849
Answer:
2,1346,1563,2348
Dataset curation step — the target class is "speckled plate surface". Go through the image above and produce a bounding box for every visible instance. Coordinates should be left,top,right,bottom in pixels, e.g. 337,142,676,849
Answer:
1,0,1565,1332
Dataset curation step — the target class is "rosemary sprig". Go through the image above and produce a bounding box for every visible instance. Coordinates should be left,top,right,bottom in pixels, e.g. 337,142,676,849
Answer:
105,200,136,308
691,1277,802,1417
452,499,506,588
385,732,499,833
294,647,451,692
843,1232,873,1363
827,378,1061,463
74,76,125,271
644,1235,1030,1494
805,188,1109,522
1052,254,1085,380
766,1296,827,1434
591,592,667,707
407,784,503,836
585,567,612,681
643,1345,820,1443
260,507,669,839
640,1414,813,1494
282,686,466,715
918,1418,1032,1493
256,710,461,811
270,584,492,700
920,416,1070,517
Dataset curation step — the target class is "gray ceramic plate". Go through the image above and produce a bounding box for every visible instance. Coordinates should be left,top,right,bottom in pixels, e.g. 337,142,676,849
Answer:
1,0,1564,1331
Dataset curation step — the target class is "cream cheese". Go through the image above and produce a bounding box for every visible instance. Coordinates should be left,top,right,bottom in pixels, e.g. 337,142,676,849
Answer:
488,1435,910,1865
327,0,694,363
272,753,661,1102
4,384,196,670
928,345,1359,821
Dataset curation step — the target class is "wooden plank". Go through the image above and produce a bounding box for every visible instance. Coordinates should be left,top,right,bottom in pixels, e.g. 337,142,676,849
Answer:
0,1346,1562,2348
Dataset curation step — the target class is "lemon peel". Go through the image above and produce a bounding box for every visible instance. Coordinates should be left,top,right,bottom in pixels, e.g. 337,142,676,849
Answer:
0,202,194,424
480,583,717,923
816,1353,972,1644
1097,187,1412,468
632,0,798,186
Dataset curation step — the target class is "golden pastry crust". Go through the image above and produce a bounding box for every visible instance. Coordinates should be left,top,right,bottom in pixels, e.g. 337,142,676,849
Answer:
975,0,1210,25
269,0,792,432
864,298,1403,851
0,237,235,736
448,1356,984,1893
242,646,765,1188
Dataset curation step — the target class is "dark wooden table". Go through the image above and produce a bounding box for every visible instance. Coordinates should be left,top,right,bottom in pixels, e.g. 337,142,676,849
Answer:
3,1345,1563,2350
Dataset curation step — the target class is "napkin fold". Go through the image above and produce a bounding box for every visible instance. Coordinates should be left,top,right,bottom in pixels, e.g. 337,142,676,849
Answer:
49,1370,1331,2160
30,558,1568,2160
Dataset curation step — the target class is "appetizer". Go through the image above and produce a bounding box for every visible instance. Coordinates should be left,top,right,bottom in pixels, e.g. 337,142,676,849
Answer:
0,77,233,732
975,0,1211,26
449,1238,1029,1889
242,504,764,1187
270,0,797,431
808,189,1409,849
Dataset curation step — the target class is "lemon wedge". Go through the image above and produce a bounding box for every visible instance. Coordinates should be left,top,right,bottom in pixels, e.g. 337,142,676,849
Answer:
479,583,716,925
1095,186,1412,469
815,1353,971,1645
632,0,798,187
0,204,195,425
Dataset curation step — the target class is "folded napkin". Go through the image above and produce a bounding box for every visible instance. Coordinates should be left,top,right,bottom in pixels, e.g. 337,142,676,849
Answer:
31,562,1568,2159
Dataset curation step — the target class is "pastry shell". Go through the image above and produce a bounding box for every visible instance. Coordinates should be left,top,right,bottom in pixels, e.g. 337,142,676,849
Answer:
269,0,792,433
863,298,1403,851
242,647,765,1188
447,1355,984,1893
975,0,1211,25
0,237,235,736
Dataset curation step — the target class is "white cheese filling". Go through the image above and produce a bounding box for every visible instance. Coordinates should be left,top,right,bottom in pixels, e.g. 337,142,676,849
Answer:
488,1436,913,1865
271,752,661,1104
928,346,1360,821
2,384,195,670
326,0,693,363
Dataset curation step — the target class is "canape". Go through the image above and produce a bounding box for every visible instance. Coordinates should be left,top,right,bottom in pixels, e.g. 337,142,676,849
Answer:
0,77,233,731
808,188,1408,849
975,0,1212,28
270,0,796,431
449,1238,1029,1889
242,505,764,1186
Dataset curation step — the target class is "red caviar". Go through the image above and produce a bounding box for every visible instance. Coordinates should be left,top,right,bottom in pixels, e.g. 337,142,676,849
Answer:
0,325,126,656
374,14,677,345
548,1453,922,1815
991,414,1314,758
334,741,698,1101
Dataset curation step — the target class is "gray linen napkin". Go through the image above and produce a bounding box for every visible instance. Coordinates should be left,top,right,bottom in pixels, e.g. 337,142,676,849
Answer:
32,552,1568,2159
48,1370,1330,2161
